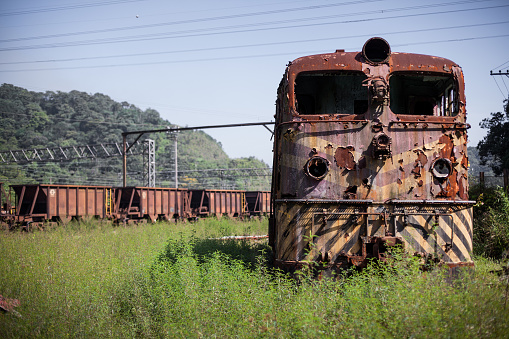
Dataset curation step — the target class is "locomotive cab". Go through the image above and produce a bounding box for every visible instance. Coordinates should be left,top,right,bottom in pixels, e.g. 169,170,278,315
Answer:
270,37,474,274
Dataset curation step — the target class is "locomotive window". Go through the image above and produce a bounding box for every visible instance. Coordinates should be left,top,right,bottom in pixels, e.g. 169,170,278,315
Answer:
389,73,458,116
295,72,368,115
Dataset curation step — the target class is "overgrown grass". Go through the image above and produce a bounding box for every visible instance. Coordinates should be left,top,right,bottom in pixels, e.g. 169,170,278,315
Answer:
0,217,266,337
1,217,508,338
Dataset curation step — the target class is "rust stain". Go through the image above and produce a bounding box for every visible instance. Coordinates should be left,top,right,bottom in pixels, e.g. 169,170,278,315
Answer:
458,174,468,200
438,134,455,159
436,169,459,198
411,149,428,179
461,154,468,170
335,146,356,170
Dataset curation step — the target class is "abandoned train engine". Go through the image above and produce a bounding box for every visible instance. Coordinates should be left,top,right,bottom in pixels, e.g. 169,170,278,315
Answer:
269,37,474,273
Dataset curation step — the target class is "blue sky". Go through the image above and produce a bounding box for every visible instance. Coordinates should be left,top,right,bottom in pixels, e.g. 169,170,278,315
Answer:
1,0,508,165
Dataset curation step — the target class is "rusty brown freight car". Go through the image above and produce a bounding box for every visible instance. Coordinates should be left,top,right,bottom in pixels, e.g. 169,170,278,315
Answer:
113,186,189,222
188,189,248,218
245,191,271,216
270,37,475,274
10,184,113,227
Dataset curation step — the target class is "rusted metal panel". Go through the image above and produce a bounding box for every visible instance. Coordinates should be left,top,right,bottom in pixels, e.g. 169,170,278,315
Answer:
114,187,189,222
10,184,112,224
190,189,247,218
246,191,271,215
272,37,473,272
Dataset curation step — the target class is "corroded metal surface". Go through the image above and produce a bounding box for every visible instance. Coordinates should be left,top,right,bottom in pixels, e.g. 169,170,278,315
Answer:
188,189,248,218
270,37,473,270
114,186,189,222
10,184,113,224
4,185,270,227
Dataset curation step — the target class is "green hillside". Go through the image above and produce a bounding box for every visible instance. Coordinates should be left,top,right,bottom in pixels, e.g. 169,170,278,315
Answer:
0,84,270,190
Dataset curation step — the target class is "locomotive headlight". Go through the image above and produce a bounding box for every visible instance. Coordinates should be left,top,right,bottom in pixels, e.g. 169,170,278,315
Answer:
305,156,330,180
431,158,452,179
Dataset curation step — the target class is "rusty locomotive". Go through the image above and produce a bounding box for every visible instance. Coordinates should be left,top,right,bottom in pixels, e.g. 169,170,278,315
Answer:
269,37,474,273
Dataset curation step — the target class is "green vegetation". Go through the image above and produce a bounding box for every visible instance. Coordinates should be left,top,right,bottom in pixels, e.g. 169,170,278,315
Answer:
1,218,508,338
477,97,509,175
470,185,509,259
0,83,270,190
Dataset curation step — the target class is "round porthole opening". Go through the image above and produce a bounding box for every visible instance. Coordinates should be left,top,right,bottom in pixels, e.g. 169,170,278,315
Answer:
431,158,452,179
305,157,329,180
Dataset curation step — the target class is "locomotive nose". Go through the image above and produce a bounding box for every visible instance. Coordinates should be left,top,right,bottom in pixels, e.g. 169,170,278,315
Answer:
362,37,391,64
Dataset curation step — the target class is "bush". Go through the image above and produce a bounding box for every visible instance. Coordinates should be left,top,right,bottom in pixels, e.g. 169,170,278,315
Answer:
113,237,509,338
470,185,509,259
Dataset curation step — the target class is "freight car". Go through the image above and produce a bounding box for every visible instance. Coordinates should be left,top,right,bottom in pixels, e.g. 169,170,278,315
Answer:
188,189,248,219
114,186,189,223
246,191,271,217
9,184,113,229
269,37,474,274
2,183,270,227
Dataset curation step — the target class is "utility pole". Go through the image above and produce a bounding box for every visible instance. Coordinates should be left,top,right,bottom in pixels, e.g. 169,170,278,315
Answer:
490,69,509,98
490,70,509,76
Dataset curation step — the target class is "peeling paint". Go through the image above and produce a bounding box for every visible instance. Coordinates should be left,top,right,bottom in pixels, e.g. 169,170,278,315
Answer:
335,146,356,170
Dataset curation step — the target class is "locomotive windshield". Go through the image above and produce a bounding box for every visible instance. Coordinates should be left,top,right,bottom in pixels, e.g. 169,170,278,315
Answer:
389,73,458,116
295,71,368,115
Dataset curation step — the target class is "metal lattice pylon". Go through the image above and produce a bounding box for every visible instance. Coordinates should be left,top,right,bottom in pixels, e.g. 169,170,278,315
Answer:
143,139,155,187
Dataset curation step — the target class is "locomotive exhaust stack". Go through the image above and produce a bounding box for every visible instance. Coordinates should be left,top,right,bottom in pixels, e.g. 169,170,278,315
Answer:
362,37,391,64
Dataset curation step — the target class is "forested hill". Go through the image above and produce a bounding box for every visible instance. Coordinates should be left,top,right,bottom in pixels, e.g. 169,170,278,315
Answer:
0,83,270,190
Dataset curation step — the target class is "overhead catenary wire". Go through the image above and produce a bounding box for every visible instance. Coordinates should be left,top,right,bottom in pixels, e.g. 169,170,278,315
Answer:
1,33,508,73
491,59,509,72
0,0,384,41
0,0,493,44
1,20,507,66
0,1,506,52
0,0,144,17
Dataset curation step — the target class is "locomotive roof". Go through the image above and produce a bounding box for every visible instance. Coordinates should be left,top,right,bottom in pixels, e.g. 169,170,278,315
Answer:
288,51,460,74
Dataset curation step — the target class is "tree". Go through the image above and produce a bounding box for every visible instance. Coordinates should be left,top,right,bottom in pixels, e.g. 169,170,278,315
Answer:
477,97,509,175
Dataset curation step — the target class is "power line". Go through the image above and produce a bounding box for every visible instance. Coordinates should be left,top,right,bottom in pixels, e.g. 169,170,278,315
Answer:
1,33,508,73
1,20,507,66
0,0,384,42
0,0,492,44
0,110,169,127
0,0,144,17
490,70,509,99
1,2,506,52
491,60,509,71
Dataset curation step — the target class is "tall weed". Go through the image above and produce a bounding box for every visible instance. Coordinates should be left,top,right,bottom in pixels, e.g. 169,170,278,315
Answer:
470,185,509,258
2,218,509,338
